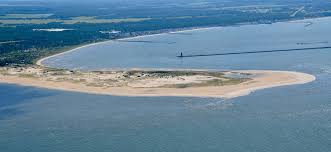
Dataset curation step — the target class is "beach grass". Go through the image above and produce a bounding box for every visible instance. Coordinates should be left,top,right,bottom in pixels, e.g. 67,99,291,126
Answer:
164,78,250,88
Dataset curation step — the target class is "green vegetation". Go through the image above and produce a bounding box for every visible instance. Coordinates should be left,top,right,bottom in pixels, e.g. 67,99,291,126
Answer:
168,78,249,88
125,70,249,88
18,73,35,78
64,17,151,24
156,71,250,88
0,66,251,89
128,70,225,76
126,71,200,77
0,16,151,25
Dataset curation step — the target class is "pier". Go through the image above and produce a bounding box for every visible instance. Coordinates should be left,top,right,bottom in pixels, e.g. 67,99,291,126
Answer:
177,46,331,58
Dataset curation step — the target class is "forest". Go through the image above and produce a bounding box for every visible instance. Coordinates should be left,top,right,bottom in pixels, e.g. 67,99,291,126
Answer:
1,0,331,66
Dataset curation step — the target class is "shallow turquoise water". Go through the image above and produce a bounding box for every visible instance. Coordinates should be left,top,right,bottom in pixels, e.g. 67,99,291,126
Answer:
1,17,331,152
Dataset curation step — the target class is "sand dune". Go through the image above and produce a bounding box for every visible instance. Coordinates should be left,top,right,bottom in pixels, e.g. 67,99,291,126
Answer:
0,67,315,98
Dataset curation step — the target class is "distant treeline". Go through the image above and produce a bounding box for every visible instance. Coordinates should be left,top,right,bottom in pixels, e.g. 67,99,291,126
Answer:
1,0,331,66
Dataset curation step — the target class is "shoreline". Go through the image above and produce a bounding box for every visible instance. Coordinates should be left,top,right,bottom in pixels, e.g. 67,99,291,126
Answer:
0,68,316,99
17,17,324,98
36,16,331,67
221,70,316,98
35,26,223,67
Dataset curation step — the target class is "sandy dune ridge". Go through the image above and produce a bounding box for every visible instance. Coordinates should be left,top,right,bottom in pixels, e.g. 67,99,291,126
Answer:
0,67,315,98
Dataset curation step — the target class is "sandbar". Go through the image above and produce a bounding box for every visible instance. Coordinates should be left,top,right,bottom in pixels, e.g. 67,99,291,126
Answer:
0,67,315,98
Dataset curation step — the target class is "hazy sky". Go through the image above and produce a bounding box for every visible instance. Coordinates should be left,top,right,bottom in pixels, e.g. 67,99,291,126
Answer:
1,0,207,2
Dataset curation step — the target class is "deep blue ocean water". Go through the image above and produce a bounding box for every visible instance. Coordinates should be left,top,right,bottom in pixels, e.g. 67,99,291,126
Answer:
1,17,331,152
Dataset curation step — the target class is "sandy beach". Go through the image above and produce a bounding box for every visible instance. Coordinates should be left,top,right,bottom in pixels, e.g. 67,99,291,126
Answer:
14,17,327,99
0,67,315,98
